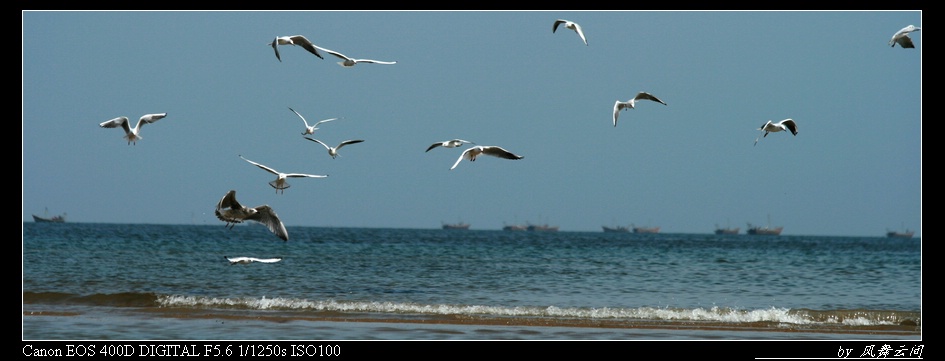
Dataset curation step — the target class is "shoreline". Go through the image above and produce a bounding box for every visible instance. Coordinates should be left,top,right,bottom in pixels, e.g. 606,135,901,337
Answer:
23,308,921,338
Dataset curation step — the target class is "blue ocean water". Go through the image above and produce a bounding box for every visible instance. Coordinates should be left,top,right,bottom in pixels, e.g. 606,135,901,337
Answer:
22,222,921,340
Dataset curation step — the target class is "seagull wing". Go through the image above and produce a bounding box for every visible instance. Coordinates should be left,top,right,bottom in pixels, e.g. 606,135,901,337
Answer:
239,155,280,175
779,119,798,135
553,19,565,33
314,45,351,62
336,139,365,150
634,92,667,106
354,59,396,65
226,256,252,265
252,257,283,263
288,35,324,59
216,190,246,223
426,142,443,152
304,137,332,150
247,205,288,241
271,37,282,62
896,35,916,48
482,146,524,160
288,107,310,128
613,101,623,127
136,113,167,130
217,190,243,211
284,172,327,179
572,22,588,45
313,118,339,127
100,116,131,133
450,147,475,170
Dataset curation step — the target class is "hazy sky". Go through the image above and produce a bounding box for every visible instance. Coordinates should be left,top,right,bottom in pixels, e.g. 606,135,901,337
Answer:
22,10,922,237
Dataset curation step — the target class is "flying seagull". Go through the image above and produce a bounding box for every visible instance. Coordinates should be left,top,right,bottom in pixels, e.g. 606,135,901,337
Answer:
889,25,921,48
450,145,524,170
269,35,324,62
99,113,168,145
215,190,289,241
288,107,339,135
304,137,365,159
754,119,798,146
313,45,397,67
553,19,588,46
225,256,283,265
426,139,475,152
613,92,667,127
239,155,327,194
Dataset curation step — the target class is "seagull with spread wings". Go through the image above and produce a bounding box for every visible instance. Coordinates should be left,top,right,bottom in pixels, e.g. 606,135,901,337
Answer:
553,19,588,46
239,155,327,194
225,256,283,265
754,119,798,146
304,137,365,159
288,107,339,135
426,139,475,152
313,45,396,67
215,190,289,241
269,35,324,62
613,92,667,127
889,25,921,48
450,145,524,170
99,113,168,145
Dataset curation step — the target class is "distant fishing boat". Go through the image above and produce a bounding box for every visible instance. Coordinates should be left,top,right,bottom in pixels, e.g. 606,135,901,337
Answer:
442,222,470,230
747,215,782,236
602,225,630,233
632,224,660,234
526,222,559,232
747,218,782,235
502,223,527,231
32,208,66,223
714,223,740,235
886,224,915,239
886,230,914,239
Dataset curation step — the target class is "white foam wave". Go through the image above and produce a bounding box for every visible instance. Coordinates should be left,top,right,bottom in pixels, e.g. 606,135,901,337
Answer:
157,295,901,326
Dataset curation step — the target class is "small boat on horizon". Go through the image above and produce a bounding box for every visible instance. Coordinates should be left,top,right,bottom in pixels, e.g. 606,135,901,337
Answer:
747,215,782,236
602,225,630,233
714,224,740,235
632,224,660,234
526,222,559,232
442,222,470,230
885,222,915,238
886,230,914,238
886,226,915,239
32,208,66,223
746,223,782,235
502,223,527,231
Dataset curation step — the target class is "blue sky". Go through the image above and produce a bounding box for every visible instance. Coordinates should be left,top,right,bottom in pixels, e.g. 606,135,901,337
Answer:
22,11,921,237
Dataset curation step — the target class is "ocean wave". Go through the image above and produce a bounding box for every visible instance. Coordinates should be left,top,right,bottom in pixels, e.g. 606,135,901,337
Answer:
150,294,919,327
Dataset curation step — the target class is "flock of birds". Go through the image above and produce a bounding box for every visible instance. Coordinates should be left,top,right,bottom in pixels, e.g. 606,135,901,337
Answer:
96,19,920,264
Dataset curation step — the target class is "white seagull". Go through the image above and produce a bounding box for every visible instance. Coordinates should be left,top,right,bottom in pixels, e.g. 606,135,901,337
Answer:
754,119,798,146
225,256,283,265
304,137,365,159
239,155,327,194
215,190,289,241
99,113,168,145
269,35,324,62
889,25,921,48
450,145,524,170
613,92,667,127
426,139,475,152
313,45,397,67
553,19,588,46
288,107,339,135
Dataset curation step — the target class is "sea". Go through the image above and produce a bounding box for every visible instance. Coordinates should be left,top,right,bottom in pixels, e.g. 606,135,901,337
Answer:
23,222,922,348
